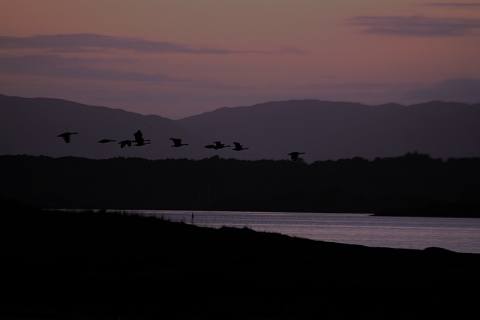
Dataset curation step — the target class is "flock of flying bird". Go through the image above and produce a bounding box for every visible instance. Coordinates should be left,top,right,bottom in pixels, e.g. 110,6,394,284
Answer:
57,130,306,161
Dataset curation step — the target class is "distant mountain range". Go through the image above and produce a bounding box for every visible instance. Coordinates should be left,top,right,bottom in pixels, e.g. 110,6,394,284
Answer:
1,93,479,161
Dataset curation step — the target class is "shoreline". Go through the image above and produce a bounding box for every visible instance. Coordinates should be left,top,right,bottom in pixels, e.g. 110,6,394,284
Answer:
49,206,480,219
2,205,480,319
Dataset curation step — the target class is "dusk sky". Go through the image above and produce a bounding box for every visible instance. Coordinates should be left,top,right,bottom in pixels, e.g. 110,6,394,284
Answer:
1,0,480,119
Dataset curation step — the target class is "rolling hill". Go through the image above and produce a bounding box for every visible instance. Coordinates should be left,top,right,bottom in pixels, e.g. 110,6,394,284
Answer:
1,94,479,161
178,99,480,161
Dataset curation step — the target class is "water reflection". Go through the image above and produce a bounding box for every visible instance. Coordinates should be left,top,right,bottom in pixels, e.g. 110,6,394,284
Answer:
123,210,480,254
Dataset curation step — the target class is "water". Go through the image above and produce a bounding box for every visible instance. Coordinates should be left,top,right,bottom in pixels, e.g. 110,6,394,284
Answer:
122,210,480,254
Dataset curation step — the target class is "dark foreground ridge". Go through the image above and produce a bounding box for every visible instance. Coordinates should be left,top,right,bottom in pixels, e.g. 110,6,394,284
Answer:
2,201,480,319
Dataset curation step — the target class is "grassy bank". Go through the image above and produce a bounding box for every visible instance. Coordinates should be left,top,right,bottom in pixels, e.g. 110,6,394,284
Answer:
1,201,480,319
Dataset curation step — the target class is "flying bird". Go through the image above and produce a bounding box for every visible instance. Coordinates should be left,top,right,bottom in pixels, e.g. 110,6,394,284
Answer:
119,140,133,148
97,139,116,144
57,132,78,143
134,140,151,147
170,138,189,147
204,141,230,150
214,141,230,149
288,152,305,161
232,142,249,151
133,130,151,146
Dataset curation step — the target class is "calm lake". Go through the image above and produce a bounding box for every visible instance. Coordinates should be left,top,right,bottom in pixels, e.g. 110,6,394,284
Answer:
121,210,480,254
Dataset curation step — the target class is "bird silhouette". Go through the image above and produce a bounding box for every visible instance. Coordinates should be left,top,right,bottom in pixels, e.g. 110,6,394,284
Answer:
133,130,151,146
170,138,189,147
214,141,230,149
288,152,305,161
97,139,116,144
57,132,78,143
232,142,249,151
119,140,133,148
134,140,151,147
204,141,230,150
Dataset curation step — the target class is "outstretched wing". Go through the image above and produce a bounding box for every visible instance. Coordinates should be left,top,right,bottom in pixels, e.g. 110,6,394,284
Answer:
119,140,132,148
98,139,116,143
134,130,143,142
57,132,77,143
214,141,228,148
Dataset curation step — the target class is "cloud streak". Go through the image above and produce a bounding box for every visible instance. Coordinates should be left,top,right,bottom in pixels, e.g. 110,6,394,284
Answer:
425,3,480,8
405,78,480,103
348,15,480,36
0,55,184,83
0,34,258,54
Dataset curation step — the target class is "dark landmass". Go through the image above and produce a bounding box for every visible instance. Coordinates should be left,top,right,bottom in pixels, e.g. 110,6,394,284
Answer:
1,201,479,320
374,200,480,218
1,153,480,217
2,93,480,161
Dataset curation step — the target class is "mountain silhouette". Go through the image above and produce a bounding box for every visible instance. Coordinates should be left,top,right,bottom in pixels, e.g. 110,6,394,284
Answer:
178,100,480,161
0,94,207,159
1,94,480,161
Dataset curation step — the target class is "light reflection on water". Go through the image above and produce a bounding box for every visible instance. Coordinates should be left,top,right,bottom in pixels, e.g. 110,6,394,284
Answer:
121,210,480,254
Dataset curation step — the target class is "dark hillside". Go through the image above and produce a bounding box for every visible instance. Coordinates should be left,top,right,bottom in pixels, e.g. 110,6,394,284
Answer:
2,94,480,162
1,153,480,216
0,94,207,159
2,202,480,319
178,100,480,161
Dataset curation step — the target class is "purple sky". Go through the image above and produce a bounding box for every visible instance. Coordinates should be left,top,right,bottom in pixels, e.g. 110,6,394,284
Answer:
1,0,480,119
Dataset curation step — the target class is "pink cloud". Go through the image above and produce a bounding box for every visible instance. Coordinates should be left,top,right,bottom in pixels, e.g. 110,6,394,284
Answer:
0,34,260,54
0,55,184,83
348,15,480,36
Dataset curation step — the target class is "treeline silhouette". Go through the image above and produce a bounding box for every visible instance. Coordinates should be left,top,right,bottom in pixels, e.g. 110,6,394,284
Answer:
1,152,480,216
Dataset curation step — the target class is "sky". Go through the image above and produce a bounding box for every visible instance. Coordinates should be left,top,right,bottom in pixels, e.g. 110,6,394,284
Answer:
1,0,480,119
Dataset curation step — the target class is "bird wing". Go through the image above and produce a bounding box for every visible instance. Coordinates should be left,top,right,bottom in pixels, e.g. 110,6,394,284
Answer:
119,140,132,147
134,130,143,141
57,133,71,143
